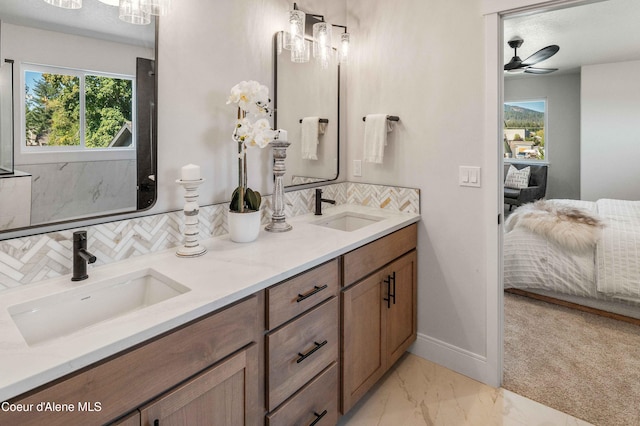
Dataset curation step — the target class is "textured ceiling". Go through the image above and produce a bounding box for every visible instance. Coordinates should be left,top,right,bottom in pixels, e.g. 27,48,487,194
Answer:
503,0,640,77
0,0,154,47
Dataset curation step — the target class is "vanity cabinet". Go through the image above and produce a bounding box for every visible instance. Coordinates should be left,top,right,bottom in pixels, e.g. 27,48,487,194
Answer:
2,220,419,426
265,259,340,425
4,295,263,426
341,224,418,413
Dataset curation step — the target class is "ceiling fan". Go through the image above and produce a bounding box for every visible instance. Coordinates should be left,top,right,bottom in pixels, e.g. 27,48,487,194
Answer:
504,37,560,74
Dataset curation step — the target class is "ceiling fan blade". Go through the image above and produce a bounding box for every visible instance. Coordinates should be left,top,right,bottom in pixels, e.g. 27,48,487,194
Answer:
524,67,558,74
521,45,559,66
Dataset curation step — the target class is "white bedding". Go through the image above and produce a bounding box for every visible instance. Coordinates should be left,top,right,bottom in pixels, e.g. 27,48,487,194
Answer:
595,199,640,301
504,198,640,304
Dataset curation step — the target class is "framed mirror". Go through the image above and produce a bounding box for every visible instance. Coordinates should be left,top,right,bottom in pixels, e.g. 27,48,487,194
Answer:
273,31,339,188
0,0,157,234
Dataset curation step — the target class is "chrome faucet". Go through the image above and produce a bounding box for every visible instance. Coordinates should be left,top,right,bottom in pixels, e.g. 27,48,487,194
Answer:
72,231,97,281
315,188,336,215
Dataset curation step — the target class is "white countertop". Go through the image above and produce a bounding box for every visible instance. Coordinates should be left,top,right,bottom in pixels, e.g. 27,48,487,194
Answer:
0,204,420,401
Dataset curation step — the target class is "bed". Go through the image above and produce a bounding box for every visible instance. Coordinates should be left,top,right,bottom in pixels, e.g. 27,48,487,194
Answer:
504,198,640,320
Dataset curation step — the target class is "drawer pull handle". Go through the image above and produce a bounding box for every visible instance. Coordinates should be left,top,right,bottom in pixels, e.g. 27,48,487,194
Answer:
297,284,328,303
309,409,328,426
297,340,328,363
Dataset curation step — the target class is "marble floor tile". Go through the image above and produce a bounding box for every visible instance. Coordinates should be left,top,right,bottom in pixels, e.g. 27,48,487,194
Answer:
339,353,592,426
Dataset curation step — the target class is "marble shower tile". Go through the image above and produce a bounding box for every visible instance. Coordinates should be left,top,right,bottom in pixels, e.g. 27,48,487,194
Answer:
0,174,32,230
22,160,136,226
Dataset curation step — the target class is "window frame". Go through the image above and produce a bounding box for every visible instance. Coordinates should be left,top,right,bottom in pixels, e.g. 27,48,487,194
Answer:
20,62,136,157
503,97,548,165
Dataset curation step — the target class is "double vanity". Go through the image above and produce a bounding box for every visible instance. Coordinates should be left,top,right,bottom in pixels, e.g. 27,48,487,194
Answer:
0,204,419,425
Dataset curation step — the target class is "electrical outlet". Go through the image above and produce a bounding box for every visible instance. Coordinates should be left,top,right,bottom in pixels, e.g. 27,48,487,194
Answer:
353,160,362,177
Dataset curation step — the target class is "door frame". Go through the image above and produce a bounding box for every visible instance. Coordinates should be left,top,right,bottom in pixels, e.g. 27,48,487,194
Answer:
483,0,607,387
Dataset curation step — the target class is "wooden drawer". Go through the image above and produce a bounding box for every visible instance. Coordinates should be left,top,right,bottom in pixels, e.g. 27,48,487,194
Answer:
266,297,338,411
4,296,259,426
266,363,338,426
266,259,339,329
343,224,417,286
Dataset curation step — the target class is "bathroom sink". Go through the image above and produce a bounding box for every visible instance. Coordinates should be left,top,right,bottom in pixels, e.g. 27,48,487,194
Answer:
312,212,384,232
8,268,190,346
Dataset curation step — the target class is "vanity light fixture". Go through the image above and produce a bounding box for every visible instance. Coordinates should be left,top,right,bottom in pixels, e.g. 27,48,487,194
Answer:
313,21,332,69
332,25,350,64
284,8,306,51
119,0,151,25
285,4,351,67
143,0,172,16
291,38,310,63
46,0,170,24
43,0,82,9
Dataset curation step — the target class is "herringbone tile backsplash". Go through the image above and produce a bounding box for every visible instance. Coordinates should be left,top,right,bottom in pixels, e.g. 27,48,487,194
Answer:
0,183,419,289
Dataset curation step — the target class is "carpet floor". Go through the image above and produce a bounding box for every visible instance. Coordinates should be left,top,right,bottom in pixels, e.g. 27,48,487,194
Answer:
503,292,640,426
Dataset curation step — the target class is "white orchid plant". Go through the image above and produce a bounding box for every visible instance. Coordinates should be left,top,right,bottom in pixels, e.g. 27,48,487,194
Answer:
227,80,277,213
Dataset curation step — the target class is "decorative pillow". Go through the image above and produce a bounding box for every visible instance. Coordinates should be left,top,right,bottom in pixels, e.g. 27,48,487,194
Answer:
505,165,530,189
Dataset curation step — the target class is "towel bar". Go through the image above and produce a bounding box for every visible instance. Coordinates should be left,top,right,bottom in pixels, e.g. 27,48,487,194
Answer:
362,115,399,122
299,118,329,124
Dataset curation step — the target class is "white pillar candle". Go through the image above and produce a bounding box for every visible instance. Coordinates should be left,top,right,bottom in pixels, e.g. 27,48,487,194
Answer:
181,164,201,181
277,129,288,142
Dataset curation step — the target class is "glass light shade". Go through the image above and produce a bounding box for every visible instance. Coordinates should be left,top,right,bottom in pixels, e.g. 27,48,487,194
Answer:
142,0,171,16
291,39,310,63
98,0,119,6
43,0,82,9
119,0,151,25
284,9,306,50
313,22,332,69
339,32,350,64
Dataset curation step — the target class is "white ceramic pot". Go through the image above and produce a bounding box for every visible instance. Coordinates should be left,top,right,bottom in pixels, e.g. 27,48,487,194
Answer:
228,210,261,243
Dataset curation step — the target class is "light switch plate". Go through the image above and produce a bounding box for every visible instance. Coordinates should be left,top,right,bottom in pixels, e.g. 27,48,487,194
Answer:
459,166,481,187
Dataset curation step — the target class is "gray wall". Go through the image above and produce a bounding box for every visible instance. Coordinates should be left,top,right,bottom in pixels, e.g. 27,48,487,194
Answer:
505,73,581,200
581,60,640,201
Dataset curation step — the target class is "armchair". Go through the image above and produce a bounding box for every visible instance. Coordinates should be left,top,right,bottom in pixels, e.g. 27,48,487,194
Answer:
504,163,548,211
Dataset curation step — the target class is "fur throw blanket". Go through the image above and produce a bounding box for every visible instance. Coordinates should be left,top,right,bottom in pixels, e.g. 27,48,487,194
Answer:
505,200,605,253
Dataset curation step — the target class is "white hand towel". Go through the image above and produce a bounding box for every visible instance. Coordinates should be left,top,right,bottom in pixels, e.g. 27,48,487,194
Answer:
363,114,392,164
301,117,319,160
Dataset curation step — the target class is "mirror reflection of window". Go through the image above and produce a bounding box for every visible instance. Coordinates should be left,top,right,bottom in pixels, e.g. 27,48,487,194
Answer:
24,66,134,150
503,100,546,161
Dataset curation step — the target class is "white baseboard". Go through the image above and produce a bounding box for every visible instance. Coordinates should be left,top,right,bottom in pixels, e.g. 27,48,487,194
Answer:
409,332,500,387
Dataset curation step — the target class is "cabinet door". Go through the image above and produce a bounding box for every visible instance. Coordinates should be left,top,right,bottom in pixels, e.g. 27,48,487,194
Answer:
384,251,418,367
341,273,386,414
140,344,257,426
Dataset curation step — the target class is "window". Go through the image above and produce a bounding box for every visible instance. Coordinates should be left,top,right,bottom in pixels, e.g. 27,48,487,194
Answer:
503,100,546,161
23,64,134,150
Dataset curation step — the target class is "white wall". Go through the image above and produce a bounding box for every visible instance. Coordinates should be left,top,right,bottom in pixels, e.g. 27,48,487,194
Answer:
155,0,347,213
505,73,581,200
581,60,640,201
346,0,494,380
